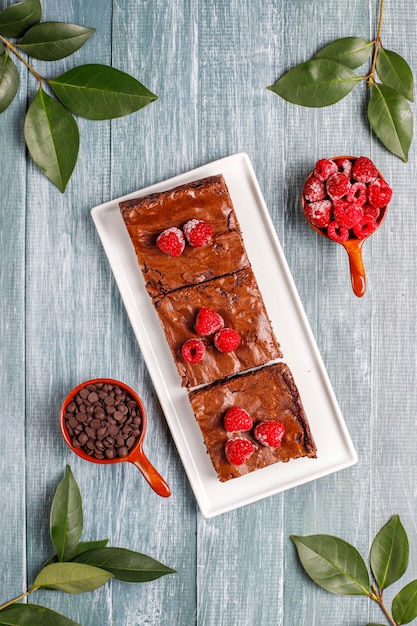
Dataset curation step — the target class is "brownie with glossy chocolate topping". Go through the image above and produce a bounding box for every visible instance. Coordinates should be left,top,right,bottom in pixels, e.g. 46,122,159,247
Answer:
119,175,250,299
188,362,316,482
154,268,282,388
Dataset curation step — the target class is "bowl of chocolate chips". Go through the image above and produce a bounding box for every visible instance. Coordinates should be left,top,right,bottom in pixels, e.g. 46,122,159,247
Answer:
60,379,171,497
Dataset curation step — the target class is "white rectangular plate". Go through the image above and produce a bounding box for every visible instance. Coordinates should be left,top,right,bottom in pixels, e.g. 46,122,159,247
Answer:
91,153,357,518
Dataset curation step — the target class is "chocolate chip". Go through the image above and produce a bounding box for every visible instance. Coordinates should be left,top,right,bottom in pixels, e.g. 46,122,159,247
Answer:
65,382,142,460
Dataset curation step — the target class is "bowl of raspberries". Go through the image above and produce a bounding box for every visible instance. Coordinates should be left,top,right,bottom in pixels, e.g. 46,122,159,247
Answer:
302,156,392,297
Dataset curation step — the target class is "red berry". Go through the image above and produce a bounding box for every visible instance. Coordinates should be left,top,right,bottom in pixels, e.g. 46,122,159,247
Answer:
314,158,338,181
304,200,332,229
156,227,185,257
303,176,326,202
352,156,379,183
326,173,351,200
214,328,240,353
333,200,363,229
195,308,224,336
362,203,380,220
224,407,253,433
225,437,254,465
181,338,206,363
327,221,349,243
353,216,378,239
368,177,393,209
183,219,213,247
335,158,353,177
346,182,367,206
254,421,285,447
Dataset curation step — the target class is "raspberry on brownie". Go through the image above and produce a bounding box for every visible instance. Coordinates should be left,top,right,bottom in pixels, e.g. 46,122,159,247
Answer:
119,175,251,299
154,268,282,388
188,362,316,482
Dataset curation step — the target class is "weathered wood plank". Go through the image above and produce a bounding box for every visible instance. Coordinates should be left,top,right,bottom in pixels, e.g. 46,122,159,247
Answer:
0,50,27,609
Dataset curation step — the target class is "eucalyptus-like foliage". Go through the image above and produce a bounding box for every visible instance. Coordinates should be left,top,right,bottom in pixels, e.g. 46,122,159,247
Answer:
0,465,175,623
292,515,416,626
268,2,414,161
0,0,157,191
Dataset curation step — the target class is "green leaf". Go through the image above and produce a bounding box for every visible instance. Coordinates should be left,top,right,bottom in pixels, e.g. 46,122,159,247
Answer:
0,53,19,113
43,539,110,566
370,515,409,590
69,539,110,558
0,603,80,625
368,82,413,162
365,624,387,626
49,465,83,561
33,562,113,594
49,64,157,120
392,580,417,624
24,89,80,192
315,37,373,69
291,534,370,595
376,48,414,102
16,22,95,61
267,58,360,107
74,547,176,582
0,0,41,38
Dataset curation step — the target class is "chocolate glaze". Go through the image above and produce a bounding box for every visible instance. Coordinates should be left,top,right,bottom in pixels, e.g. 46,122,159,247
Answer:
119,175,251,298
188,362,317,482
154,268,282,388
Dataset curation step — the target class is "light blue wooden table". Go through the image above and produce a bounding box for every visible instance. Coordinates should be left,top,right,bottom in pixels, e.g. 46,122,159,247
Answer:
1,1,417,624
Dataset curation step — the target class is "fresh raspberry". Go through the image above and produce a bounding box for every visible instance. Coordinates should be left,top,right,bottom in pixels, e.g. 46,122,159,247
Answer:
352,156,379,183
254,421,285,447
224,437,254,465
181,338,206,363
362,203,380,220
314,158,338,181
368,177,393,209
224,407,253,433
346,182,367,206
353,216,378,239
156,227,185,257
304,200,332,229
195,308,224,336
327,221,349,243
335,158,353,177
333,200,363,229
214,328,240,353
303,176,327,202
326,173,351,200
183,219,213,247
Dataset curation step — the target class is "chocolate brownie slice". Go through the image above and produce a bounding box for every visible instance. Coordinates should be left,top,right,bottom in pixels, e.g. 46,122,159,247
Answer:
188,362,316,482
119,175,250,299
154,268,282,388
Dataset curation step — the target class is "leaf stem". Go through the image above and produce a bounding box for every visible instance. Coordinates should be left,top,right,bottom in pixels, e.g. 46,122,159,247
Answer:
378,600,398,626
0,34,45,85
368,0,385,85
370,590,398,626
0,587,39,612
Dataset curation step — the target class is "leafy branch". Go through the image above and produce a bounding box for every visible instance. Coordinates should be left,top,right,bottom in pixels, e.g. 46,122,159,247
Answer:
268,0,414,162
291,515,417,626
0,0,157,192
0,466,175,625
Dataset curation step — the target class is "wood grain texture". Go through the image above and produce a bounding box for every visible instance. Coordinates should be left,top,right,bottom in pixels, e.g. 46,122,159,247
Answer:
1,0,417,625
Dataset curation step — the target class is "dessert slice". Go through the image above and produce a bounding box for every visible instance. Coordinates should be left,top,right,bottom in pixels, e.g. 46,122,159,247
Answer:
154,268,282,388
119,175,251,299
188,362,316,482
